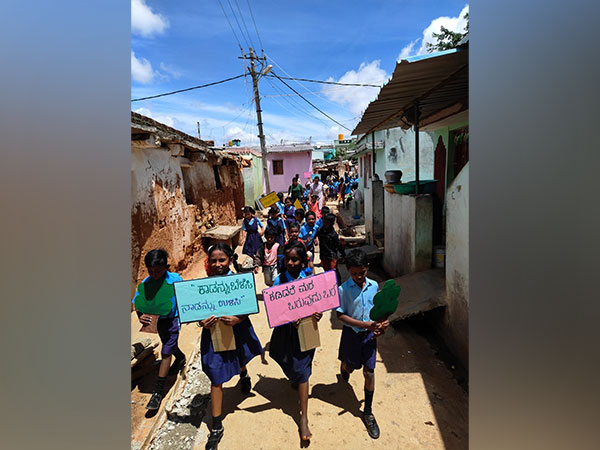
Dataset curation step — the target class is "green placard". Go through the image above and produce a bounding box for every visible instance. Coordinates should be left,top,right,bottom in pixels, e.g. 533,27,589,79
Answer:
369,279,401,321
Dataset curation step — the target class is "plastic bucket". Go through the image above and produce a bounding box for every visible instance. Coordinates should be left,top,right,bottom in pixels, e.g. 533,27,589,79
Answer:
433,245,445,268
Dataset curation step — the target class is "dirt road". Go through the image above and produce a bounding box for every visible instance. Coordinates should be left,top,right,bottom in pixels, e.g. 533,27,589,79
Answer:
133,202,468,450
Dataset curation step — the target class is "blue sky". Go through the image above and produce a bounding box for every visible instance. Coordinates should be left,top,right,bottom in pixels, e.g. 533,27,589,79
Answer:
131,0,468,146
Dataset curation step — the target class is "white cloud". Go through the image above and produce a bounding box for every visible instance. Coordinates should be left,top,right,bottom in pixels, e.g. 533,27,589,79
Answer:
131,51,155,84
322,60,389,117
223,126,257,144
132,0,169,37
159,62,181,80
327,126,347,140
398,39,419,60
398,4,469,60
129,90,352,145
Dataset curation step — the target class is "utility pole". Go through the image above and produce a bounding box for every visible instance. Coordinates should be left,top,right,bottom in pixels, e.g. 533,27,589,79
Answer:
241,48,272,193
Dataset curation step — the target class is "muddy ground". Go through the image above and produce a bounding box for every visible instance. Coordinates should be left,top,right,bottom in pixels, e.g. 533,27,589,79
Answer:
131,201,468,450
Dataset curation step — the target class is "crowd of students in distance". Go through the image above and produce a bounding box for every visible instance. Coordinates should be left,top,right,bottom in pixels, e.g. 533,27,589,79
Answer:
242,188,346,287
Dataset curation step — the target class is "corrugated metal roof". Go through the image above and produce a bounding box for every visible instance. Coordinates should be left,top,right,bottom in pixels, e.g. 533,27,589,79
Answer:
221,147,262,157
352,47,468,135
265,143,313,153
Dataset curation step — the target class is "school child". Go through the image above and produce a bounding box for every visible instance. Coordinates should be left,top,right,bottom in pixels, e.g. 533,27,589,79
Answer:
338,179,345,205
132,249,187,411
269,241,323,441
332,178,340,199
343,181,353,209
315,205,330,230
336,249,389,439
308,194,321,219
253,227,283,287
276,192,286,216
316,213,345,284
293,208,305,227
198,243,264,450
267,205,287,247
303,181,311,199
283,196,296,229
298,210,319,254
301,195,309,212
241,206,264,258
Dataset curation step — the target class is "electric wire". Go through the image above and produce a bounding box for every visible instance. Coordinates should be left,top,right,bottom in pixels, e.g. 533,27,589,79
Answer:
262,86,356,97
266,84,327,127
263,77,330,127
226,0,251,49
234,0,255,50
245,0,264,51
264,77,317,118
271,71,352,132
216,0,244,52
263,74,383,88
131,74,246,102
263,51,361,115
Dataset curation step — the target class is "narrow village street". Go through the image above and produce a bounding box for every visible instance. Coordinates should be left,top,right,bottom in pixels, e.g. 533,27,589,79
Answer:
131,201,467,450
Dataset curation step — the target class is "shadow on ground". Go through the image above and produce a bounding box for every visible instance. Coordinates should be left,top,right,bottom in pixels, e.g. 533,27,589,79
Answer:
238,375,314,447
310,375,363,419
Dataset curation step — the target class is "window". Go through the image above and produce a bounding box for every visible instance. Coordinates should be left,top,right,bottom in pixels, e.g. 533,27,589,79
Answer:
273,159,283,175
213,165,222,190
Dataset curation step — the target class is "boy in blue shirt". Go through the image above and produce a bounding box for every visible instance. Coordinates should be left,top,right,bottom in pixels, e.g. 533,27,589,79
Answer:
276,192,285,216
336,249,389,439
133,249,187,410
298,210,318,253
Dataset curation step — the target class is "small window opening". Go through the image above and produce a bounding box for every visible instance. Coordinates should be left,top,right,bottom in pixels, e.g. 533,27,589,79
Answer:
213,165,222,190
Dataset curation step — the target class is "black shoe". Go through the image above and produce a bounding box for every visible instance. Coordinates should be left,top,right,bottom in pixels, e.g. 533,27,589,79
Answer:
145,392,163,410
240,374,251,394
205,427,224,450
363,413,380,439
168,357,186,376
340,363,349,382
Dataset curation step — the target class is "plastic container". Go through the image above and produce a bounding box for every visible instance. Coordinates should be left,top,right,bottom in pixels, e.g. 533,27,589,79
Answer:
433,245,445,268
392,180,437,194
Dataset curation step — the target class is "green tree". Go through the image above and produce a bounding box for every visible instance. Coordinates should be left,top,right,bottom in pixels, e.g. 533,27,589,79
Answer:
426,12,468,53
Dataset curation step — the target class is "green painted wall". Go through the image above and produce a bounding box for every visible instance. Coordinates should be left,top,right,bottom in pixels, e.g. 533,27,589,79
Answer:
242,155,264,206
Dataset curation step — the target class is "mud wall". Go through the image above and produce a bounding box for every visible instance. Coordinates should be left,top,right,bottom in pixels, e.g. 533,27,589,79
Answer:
131,147,243,292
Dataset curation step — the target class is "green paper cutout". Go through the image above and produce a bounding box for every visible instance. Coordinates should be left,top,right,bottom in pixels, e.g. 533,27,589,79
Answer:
369,279,401,321
134,281,174,316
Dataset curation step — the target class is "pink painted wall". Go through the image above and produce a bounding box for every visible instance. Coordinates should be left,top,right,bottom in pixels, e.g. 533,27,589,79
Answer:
264,151,313,194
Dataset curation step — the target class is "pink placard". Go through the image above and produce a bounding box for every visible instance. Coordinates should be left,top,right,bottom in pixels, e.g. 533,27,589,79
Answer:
303,171,313,179
262,271,340,328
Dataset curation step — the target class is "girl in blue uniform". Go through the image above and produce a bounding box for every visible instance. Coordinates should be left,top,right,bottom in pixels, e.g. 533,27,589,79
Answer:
269,241,322,442
198,243,263,450
241,206,264,258
283,196,296,229
267,205,287,247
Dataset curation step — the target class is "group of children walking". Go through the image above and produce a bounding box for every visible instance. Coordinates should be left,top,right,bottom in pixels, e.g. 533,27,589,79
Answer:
133,238,388,449
241,191,347,288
